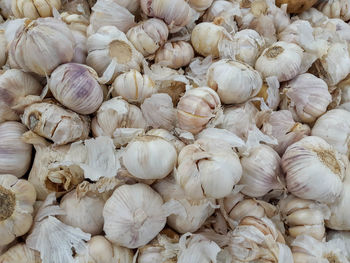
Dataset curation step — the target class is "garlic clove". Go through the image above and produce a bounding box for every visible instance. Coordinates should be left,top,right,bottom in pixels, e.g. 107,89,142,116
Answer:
155,41,194,69
11,0,61,19
0,243,41,263
317,0,350,22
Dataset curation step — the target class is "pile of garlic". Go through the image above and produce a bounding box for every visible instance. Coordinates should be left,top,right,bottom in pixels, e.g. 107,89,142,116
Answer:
2,0,350,262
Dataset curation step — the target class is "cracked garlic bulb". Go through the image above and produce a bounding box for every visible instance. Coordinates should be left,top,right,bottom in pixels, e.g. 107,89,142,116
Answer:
0,243,41,263
11,0,61,19
155,41,194,69
282,136,347,204
0,174,36,246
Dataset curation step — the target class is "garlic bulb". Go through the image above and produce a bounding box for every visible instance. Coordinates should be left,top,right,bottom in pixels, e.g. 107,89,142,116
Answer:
112,0,139,14
155,41,194,69
153,177,216,233
312,109,350,157
122,135,177,180
0,29,6,67
86,26,144,83
0,69,42,123
74,235,133,263
49,63,103,114
126,18,169,57
279,73,331,123
0,0,13,18
11,0,61,19
111,69,156,104
253,76,280,110
0,122,32,177
146,129,185,154
282,136,347,204
0,174,36,246
176,139,242,199
22,101,90,145
0,243,41,263
177,87,221,134
57,188,105,235
61,0,91,17
188,0,213,11
255,41,303,82
103,183,184,248
317,0,350,21
87,0,135,35
276,0,317,13
207,59,262,104
239,144,284,198
9,18,75,76
140,0,193,33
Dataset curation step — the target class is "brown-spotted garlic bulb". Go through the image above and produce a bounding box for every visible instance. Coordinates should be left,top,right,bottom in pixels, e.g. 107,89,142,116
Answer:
177,87,221,134
155,41,194,69
282,136,348,204
0,69,42,123
11,0,61,19
255,41,303,82
0,174,36,246
126,18,169,58
9,18,75,76
140,0,193,33
86,26,143,84
280,73,332,123
207,59,262,104
111,69,156,104
0,243,41,263
317,0,350,22
49,63,103,114
122,135,177,180
0,122,32,178
21,101,90,145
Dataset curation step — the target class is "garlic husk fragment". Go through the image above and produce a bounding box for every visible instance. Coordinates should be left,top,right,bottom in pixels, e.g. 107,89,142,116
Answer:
207,59,262,104
9,18,75,76
155,41,194,69
22,101,90,145
11,0,61,19
255,41,303,82
103,183,185,248
122,135,177,180
0,29,6,67
0,121,32,177
86,26,144,84
0,243,41,263
282,136,347,204
279,73,331,123
252,76,280,111
312,109,350,157
153,177,216,233
0,174,36,246
195,128,245,149
146,129,185,154
186,56,213,87
317,0,350,21
74,235,133,263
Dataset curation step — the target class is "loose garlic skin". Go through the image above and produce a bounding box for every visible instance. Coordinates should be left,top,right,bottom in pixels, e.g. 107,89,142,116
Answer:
111,69,156,104
126,18,169,57
255,41,303,82
207,59,262,104
282,136,347,204
0,122,32,178
280,73,332,123
122,135,177,180
9,18,75,76
0,174,36,246
11,0,61,19
177,87,221,134
155,41,194,69
49,63,103,115
0,243,41,263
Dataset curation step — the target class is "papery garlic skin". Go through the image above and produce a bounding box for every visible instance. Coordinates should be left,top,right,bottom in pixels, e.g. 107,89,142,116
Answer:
0,122,32,177
207,59,262,104
146,129,185,154
0,174,36,246
0,29,6,67
122,135,177,180
9,18,75,76
177,87,221,134
49,63,103,114
317,0,350,22
255,41,303,82
11,0,61,19
0,0,13,18
0,243,41,263
126,18,169,57
282,136,347,204
280,73,331,123
155,41,194,69
61,0,91,17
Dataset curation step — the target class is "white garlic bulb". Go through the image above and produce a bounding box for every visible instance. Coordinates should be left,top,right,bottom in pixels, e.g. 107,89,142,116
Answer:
146,129,185,154
122,135,177,180
317,0,350,21
176,139,242,199
112,0,139,14
140,0,193,33
111,69,156,104
86,26,144,83
22,101,90,145
177,87,221,134
0,243,41,263
9,18,75,76
0,122,32,178
188,0,213,11
49,63,103,114
0,174,36,246
11,0,61,19
279,73,331,123
126,18,169,57
255,41,303,82
155,41,194,69
207,59,262,104
282,136,347,204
